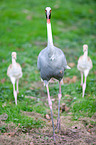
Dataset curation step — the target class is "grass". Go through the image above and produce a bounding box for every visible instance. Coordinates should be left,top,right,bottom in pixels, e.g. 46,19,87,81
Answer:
0,0,96,132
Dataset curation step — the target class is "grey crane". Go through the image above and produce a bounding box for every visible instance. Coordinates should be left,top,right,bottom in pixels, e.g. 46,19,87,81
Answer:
37,7,70,141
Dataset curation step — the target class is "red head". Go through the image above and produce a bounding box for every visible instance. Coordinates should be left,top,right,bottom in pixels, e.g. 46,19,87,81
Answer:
45,7,51,24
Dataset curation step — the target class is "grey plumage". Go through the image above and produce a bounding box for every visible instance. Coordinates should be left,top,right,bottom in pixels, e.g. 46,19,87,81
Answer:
37,46,68,83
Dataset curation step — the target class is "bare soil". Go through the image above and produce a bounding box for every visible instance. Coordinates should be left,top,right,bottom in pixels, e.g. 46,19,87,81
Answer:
0,113,96,145
0,81,96,144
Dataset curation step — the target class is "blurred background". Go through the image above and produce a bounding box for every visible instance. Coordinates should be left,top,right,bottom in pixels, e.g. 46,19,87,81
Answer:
0,0,96,144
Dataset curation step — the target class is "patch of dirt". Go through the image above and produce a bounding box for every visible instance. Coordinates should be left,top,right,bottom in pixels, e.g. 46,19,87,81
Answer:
0,114,96,145
63,76,77,84
68,62,75,68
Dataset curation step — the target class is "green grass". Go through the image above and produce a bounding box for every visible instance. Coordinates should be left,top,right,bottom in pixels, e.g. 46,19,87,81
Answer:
0,0,96,130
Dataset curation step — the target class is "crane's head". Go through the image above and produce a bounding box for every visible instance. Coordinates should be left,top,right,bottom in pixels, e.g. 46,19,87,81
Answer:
45,7,51,24
83,44,88,52
12,52,17,59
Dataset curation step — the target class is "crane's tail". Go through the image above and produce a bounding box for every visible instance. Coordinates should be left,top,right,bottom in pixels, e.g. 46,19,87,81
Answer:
66,65,71,69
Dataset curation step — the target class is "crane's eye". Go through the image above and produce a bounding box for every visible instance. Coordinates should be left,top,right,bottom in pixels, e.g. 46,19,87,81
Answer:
45,10,47,13
50,10,51,13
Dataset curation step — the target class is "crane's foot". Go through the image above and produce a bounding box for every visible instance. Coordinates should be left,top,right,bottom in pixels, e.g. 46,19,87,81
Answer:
53,134,56,143
55,118,61,133
50,133,56,143
57,118,60,133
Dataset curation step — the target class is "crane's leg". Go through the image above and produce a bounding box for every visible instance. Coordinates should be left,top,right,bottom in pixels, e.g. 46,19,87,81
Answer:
13,84,17,105
46,84,56,142
16,79,19,94
11,77,17,105
82,76,87,97
82,70,89,97
57,81,62,133
81,72,83,87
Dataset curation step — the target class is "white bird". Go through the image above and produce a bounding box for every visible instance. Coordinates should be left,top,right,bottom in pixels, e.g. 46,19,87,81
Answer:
37,7,70,141
7,52,22,105
77,44,93,97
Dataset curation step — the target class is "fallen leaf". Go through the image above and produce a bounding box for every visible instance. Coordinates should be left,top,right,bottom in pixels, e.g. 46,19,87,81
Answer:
88,129,91,133
51,98,55,102
65,94,70,97
35,70,38,74
68,62,75,67
94,71,96,75
29,87,34,90
25,96,36,100
25,81,28,84
26,15,32,20
45,114,50,120
1,78,5,84
22,63,26,68
65,105,70,112
70,76,77,83
15,123,20,130
63,76,77,84
63,77,71,84
89,125,93,128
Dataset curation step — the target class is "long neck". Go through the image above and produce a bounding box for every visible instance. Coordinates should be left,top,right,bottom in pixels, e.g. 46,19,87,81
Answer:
47,20,54,58
83,51,88,60
47,22,53,47
84,51,88,57
12,58,16,66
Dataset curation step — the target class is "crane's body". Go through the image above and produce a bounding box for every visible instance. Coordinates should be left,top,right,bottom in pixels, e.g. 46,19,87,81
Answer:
77,55,92,74
7,52,22,105
37,7,70,142
37,46,67,82
7,63,22,79
77,45,92,97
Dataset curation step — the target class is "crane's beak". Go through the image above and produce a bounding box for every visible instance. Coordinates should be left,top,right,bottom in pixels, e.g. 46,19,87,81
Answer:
12,53,17,59
45,9,51,24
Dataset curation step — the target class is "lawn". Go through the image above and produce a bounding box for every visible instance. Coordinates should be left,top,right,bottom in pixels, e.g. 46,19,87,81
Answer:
0,0,96,144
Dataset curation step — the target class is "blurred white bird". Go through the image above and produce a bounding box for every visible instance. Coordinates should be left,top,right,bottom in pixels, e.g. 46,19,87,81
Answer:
77,44,93,97
7,52,22,105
